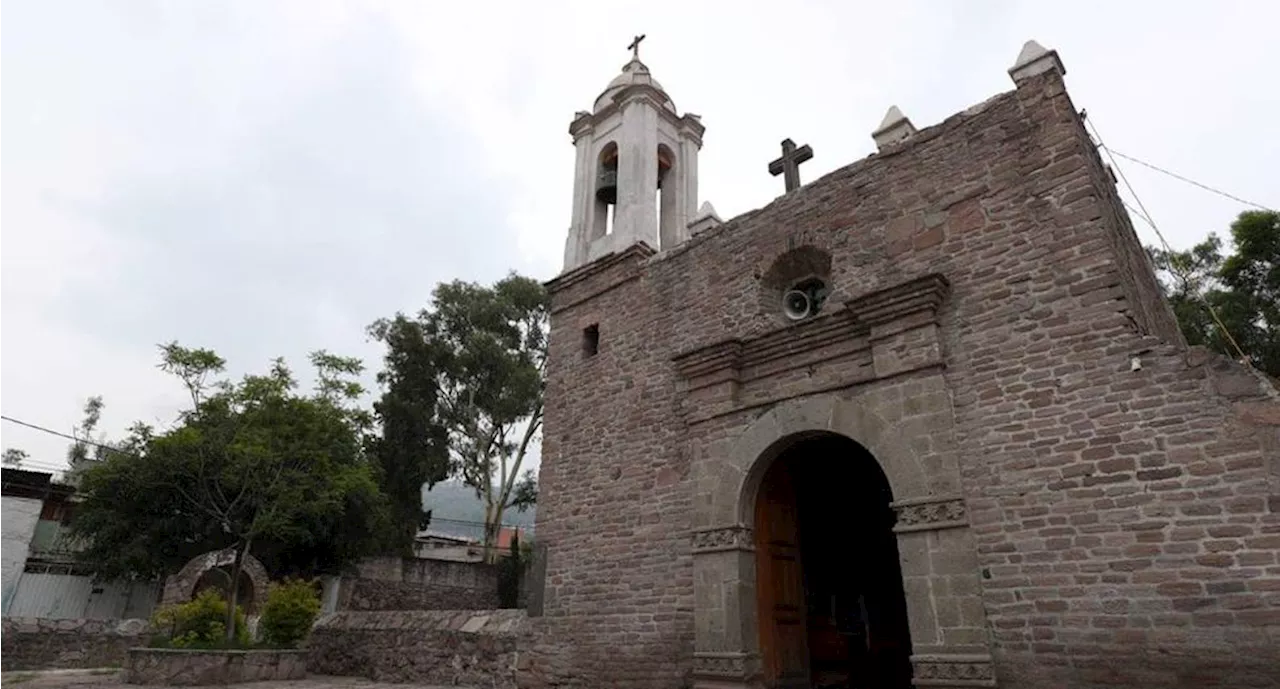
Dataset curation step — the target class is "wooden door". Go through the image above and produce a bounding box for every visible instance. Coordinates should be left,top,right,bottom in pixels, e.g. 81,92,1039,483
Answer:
755,462,810,689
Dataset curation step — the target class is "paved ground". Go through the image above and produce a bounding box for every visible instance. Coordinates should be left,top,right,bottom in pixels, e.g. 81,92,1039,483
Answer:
0,671,467,689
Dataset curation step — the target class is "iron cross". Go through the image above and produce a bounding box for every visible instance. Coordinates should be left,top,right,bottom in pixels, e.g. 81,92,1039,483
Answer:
627,34,646,60
768,138,814,193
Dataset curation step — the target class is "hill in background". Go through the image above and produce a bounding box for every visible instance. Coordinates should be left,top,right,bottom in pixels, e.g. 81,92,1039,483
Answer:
420,481,537,542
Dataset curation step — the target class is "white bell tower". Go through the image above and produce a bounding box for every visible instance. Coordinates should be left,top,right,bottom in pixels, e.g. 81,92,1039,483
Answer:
563,37,705,272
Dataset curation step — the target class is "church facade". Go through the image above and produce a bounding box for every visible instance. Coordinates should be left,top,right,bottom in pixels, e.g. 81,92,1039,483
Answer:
533,40,1280,689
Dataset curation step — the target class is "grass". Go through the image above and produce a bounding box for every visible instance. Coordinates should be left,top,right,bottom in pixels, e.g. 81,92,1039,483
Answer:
3,673,37,685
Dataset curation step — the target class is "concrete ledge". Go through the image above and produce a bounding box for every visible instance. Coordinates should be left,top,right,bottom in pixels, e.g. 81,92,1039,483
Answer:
124,648,308,685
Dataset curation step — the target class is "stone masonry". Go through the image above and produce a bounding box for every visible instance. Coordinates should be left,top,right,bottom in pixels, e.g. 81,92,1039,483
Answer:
309,610,522,688
333,556,499,612
1,617,150,671
124,649,308,686
537,45,1280,689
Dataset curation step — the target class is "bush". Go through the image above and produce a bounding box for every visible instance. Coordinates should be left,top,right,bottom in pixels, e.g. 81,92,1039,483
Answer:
150,588,249,648
259,579,321,647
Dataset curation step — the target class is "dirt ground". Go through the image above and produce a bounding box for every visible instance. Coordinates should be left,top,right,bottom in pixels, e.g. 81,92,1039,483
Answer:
0,671,467,689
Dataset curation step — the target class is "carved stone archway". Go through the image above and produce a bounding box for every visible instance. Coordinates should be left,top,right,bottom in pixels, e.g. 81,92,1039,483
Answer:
690,390,996,689
162,548,271,614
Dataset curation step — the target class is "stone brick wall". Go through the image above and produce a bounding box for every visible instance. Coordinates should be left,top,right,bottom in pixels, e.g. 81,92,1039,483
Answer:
307,609,531,687
1074,109,1184,346
1,617,149,670
125,648,307,685
541,62,1280,688
336,556,499,611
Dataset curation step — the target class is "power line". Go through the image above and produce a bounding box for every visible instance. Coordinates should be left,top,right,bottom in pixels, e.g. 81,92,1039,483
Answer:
4,459,71,472
1102,147,1276,212
1084,115,1251,365
1,415,136,458
1121,199,1155,231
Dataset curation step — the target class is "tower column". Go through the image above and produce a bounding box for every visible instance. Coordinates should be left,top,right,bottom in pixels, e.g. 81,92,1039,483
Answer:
680,134,700,240
616,100,660,249
564,132,594,268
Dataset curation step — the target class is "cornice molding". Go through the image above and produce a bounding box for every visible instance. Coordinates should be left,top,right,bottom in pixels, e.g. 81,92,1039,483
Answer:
673,273,948,382
911,653,996,687
846,272,950,329
691,525,754,554
546,242,655,295
891,494,968,533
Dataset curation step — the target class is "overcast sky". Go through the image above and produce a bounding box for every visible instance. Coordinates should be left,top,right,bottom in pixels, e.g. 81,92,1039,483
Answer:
3,0,1277,476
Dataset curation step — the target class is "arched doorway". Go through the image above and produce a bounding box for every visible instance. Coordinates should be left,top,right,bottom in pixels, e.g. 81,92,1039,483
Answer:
753,432,913,689
192,567,258,612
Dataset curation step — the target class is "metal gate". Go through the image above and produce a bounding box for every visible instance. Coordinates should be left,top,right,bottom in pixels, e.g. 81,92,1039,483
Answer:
3,572,159,619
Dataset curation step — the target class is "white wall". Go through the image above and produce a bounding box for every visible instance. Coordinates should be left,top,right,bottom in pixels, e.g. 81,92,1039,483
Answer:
2,496,44,614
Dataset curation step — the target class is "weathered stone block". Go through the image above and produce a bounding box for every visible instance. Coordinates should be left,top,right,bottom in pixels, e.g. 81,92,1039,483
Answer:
1,618,151,671
124,649,307,685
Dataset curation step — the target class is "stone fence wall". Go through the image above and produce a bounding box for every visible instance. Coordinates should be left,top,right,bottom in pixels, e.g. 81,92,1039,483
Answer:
308,610,524,687
334,556,500,611
126,648,308,685
308,610,583,689
1,617,150,670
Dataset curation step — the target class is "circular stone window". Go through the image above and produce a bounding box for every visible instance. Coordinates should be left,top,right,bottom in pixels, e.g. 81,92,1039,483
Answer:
759,246,834,323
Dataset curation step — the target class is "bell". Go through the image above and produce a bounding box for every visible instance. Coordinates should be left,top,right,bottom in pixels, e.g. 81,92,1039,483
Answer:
595,168,618,205
657,149,673,190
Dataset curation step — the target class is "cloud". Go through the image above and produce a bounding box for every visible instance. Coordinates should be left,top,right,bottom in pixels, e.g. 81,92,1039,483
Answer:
2,1,520,466
3,0,1277,473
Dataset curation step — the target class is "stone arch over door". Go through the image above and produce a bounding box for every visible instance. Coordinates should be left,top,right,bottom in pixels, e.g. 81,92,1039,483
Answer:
690,390,996,689
162,548,271,614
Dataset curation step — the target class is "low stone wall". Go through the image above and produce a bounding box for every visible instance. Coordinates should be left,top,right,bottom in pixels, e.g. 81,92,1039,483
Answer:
343,578,497,611
1,618,150,670
125,648,307,685
308,610,525,687
336,556,500,611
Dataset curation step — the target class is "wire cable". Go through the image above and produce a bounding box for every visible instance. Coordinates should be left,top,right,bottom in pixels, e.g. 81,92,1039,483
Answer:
1103,147,1275,212
1083,115,1252,365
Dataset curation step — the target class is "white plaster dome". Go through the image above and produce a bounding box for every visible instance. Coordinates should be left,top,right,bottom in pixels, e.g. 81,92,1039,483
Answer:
593,58,676,113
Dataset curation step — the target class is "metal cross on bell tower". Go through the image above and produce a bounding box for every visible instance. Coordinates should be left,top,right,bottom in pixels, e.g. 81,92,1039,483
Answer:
627,34,646,61
768,138,814,193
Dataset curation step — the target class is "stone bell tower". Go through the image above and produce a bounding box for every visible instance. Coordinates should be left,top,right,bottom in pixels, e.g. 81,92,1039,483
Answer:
562,37,706,272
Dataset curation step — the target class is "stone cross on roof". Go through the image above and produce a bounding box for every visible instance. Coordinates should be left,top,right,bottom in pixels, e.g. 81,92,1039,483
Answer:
627,34,646,61
768,138,814,193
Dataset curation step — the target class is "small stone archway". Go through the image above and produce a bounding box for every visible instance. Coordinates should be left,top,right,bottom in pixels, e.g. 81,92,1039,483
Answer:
690,390,997,689
161,548,271,614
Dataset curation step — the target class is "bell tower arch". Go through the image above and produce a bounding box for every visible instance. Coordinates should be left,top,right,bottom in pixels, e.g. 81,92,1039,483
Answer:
563,40,705,272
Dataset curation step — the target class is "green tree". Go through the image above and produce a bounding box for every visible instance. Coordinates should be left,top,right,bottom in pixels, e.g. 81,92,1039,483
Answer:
366,315,450,551
71,343,390,640
370,272,547,559
2,448,28,468
1149,210,1280,378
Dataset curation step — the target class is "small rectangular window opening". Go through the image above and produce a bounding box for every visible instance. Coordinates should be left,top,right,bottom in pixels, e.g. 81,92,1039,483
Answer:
583,324,600,357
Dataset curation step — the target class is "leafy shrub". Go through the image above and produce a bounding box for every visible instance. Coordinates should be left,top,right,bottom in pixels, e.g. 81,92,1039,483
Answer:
150,588,249,648
259,579,321,647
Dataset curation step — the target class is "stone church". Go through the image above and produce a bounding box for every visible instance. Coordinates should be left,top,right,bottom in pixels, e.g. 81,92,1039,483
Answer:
533,39,1280,689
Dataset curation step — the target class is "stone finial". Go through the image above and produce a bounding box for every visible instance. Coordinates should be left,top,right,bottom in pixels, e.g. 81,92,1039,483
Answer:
871,106,918,151
1008,40,1066,85
688,201,723,235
